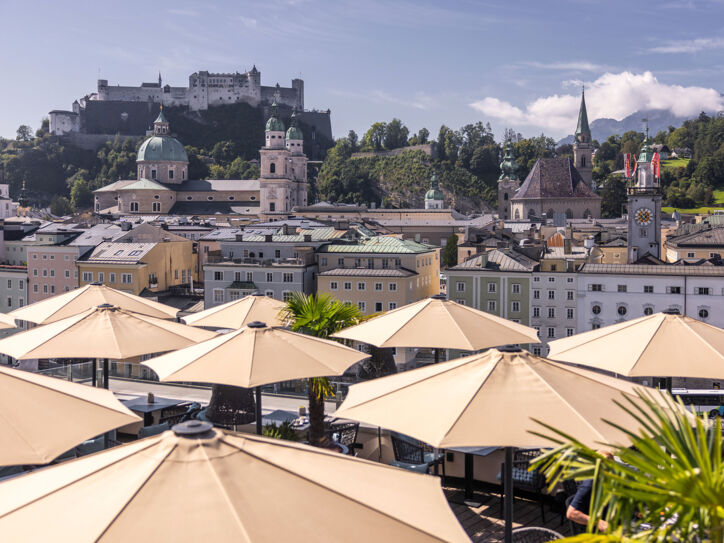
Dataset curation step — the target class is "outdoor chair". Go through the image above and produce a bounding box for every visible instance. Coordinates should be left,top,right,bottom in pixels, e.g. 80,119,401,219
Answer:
511,527,563,542
159,403,191,426
180,402,202,423
390,432,445,477
559,479,580,526
326,422,362,456
499,448,548,523
138,422,170,439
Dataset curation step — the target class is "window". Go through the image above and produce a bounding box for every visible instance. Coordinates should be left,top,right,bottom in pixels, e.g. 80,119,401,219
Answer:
566,328,575,337
567,308,574,320
374,282,383,291
82,272,93,282
65,270,70,278
567,277,574,283
667,286,681,294
548,307,555,318
50,285,55,294
43,285,48,294
455,299,465,305
617,305,627,316
367,259,374,269
214,271,223,281
357,301,366,311
512,283,521,294
283,273,293,283
130,202,139,212
547,327,556,338
590,284,603,292
389,283,397,291
33,269,38,277
213,289,224,303
42,255,47,260
592,305,601,315
512,301,520,312
97,272,104,282
168,169,174,180
592,323,601,330
42,269,47,277
548,277,555,283
699,308,709,319
19,298,23,306
644,285,654,293
32,254,37,260
534,326,540,336
19,280,23,289
533,289,540,299
265,290,274,297
151,169,157,179
533,277,540,282
618,285,627,293
456,282,465,292
357,282,366,291
567,290,574,300
487,300,497,312
330,281,338,290
320,258,327,267
640,228,648,237
5,280,9,289
533,307,540,318
354,259,361,268
270,163,276,174
487,282,496,293
269,203,275,212
152,202,161,212
337,258,345,267
121,274,132,284
389,302,397,310
266,273,273,282
375,302,383,312
687,252,696,258
33,284,38,293
547,290,555,300
343,282,352,291
696,287,710,295
644,307,653,316
109,273,115,283
533,346,542,356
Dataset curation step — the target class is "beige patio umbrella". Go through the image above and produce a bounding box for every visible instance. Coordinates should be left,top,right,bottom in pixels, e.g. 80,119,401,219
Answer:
183,292,287,329
0,365,140,466
548,309,724,378
0,421,470,543
332,295,540,353
8,283,179,324
144,321,369,434
334,346,676,542
0,305,217,388
0,312,16,330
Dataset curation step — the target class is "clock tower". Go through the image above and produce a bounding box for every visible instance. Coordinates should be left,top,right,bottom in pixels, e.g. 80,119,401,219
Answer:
627,126,662,262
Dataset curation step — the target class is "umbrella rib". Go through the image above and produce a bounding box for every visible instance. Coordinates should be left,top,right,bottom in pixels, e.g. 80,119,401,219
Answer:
245,329,256,387
220,435,452,542
441,302,473,350
679,318,724,362
552,315,650,356
631,317,668,371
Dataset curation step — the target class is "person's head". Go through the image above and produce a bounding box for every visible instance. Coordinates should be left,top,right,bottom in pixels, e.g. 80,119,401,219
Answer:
598,449,614,460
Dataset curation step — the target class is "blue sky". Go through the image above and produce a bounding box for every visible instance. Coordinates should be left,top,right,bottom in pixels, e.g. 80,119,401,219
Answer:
1,0,724,140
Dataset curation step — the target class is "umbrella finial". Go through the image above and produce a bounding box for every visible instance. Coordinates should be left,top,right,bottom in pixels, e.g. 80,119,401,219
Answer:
662,308,680,315
247,321,267,328
172,420,214,437
498,344,522,353
96,304,117,311
430,294,447,300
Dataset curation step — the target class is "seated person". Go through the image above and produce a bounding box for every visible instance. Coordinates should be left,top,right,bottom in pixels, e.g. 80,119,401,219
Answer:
567,451,613,533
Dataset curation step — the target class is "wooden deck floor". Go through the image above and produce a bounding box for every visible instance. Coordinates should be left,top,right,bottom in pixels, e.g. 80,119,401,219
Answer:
445,488,572,542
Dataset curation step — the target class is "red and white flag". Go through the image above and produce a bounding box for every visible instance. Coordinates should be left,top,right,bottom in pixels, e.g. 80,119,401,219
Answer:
624,153,631,177
630,155,638,178
651,152,660,178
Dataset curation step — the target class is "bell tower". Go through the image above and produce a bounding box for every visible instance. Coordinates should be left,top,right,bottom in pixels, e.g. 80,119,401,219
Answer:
627,123,662,262
497,140,519,220
573,87,593,188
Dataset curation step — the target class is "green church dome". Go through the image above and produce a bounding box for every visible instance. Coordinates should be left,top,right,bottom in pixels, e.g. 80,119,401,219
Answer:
137,135,188,163
286,126,303,140
425,188,443,200
266,116,285,132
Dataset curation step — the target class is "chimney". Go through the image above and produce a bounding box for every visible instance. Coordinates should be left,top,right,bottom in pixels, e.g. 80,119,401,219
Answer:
121,222,132,231
584,236,595,250
563,238,572,254
303,234,312,242
235,234,244,242
265,234,273,242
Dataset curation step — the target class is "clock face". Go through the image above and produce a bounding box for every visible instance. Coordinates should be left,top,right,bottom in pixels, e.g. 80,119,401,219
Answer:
635,207,653,226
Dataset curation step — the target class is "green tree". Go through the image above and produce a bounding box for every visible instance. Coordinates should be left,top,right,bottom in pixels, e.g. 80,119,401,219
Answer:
535,392,724,542
282,292,363,446
597,175,627,218
50,195,73,216
408,127,429,146
382,118,409,150
442,234,458,268
361,122,386,152
69,172,93,210
347,130,359,152
16,125,33,142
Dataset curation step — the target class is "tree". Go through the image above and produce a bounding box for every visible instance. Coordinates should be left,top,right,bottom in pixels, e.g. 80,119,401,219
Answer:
346,130,359,152
282,292,363,446
16,125,33,142
49,195,73,216
442,234,459,268
69,173,93,210
408,127,429,146
361,122,386,152
597,175,627,218
535,392,724,542
383,118,409,150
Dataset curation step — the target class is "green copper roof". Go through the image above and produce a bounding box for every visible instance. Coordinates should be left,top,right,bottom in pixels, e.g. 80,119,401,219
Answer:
266,97,285,132
137,135,188,163
285,108,303,140
117,178,171,191
638,125,654,163
575,88,591,140
155,108,168,124
425,174,443,200
498,140,519,181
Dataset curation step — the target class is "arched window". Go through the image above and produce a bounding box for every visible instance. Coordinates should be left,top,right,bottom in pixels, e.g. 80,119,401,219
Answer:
644,307,653,316
565,209,573,219
130,202,139,212
503,193,508,201
583,209,591,218
591,305,601,315
514,209,520,219
270,163,276,174
581,156,586,167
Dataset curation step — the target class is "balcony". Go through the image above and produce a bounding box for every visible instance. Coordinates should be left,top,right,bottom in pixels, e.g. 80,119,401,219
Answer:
210,256,311,267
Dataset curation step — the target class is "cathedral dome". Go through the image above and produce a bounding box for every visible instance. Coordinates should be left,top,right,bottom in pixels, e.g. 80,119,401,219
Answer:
266,116,285,133
137,135,188,163
425,188,443,201
286,125,303,141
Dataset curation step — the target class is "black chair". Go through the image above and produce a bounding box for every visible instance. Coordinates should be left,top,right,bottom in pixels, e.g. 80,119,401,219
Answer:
326,422,362,456
159,403,191,426
511,527,563,542
390,432,445,477
180,402,202,423
499,448,547,523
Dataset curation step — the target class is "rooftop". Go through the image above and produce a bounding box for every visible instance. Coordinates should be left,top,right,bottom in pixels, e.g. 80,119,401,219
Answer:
318,236,436,254
318,267,417,277
84,242,156,264
451,248,538,272
580,263,724,276
513,158,600,200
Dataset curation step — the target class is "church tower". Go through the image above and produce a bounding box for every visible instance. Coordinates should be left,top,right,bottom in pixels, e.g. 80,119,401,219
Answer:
424,174,444,209
627,125,662,262
497,140,519,220
573,87,593,188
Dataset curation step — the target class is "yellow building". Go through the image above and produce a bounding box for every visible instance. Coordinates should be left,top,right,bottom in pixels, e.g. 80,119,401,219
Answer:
76,225,197,295
664,227,724,262
316,236,440,315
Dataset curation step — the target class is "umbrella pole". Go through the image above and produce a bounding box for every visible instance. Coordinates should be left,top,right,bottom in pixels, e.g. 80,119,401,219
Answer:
378,427,382,462
255,386,262,435
504,446,514,543
463,453,482,507
434,348,440,363
92,358,97,387
103,358,109,389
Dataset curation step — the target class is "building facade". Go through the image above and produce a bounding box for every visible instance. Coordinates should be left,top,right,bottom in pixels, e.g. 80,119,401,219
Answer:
627,128,662,262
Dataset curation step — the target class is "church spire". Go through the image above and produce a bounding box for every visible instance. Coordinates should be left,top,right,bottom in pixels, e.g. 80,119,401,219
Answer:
575,86,591,142
499,140,519,181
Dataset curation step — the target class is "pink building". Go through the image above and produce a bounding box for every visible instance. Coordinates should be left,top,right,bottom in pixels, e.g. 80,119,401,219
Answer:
27,245,79,303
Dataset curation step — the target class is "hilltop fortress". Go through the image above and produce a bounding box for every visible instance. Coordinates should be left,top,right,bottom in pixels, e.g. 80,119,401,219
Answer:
49,68,331,151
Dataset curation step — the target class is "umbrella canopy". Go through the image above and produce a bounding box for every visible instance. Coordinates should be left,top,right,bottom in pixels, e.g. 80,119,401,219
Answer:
8,284,179,324
0,421,470,543
332,295,540,350
0,312,16,330
0,305,217,360
334,346,672,449
183,293,287,329
143,321,369,387
547,310,724,378
0,365,140,466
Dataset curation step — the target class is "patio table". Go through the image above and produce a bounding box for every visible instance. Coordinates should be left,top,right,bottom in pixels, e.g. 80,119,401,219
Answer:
448,446,499,507
120,396,190,426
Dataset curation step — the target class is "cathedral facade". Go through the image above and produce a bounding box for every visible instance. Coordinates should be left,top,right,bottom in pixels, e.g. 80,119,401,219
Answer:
93,103,308,217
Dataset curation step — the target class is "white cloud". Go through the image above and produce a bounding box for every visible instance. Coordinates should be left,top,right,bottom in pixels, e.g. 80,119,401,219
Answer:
649,37,724,53
238,16,258,28
469,71,724,137
524,61,611,72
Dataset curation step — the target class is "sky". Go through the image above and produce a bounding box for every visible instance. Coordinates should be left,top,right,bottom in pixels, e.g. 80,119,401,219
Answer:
1,0,724,141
